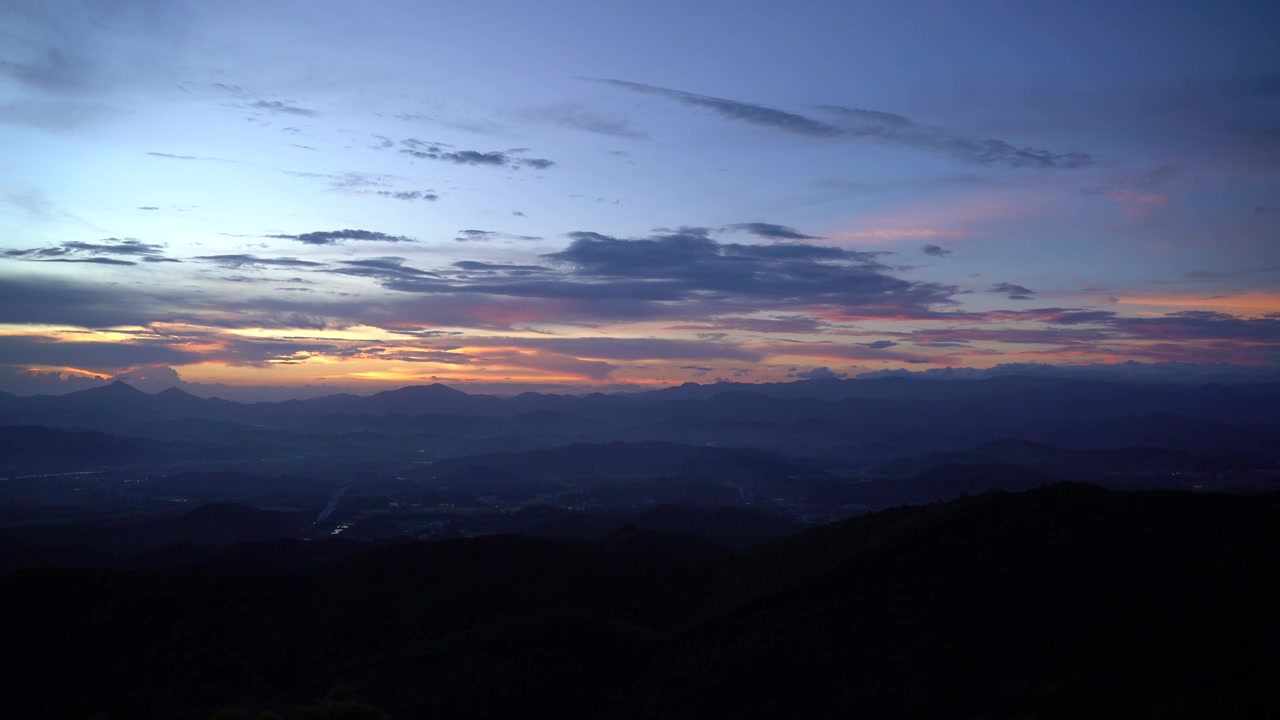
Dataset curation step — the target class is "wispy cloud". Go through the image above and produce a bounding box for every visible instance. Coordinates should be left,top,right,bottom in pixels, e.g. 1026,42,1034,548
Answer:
524,103,648,139
3,238,175,265
991,282,1037,300
248,99,318,117
728,222,821,240
455,229,544,243
268,229,415,245
594,79,1092,168
399,139,555,170
193,254,327,269
376,190,438,201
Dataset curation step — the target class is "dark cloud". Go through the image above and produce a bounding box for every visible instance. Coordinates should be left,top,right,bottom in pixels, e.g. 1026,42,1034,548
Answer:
991,282,1037,300
360,228,955,328
0,334,200,372
455,229,544,243
248,99,318,117
594,79,1091,168
328,257,438,283
729,222,821,240
820,105,1093,168
375,190,437,201
922,244,952,257
193,254,326,269
268,229,415,245
1041,309,1121,325
440,150,508,166
398,139,555,170
61,238,166,256
0,275,174,328
1112,311,1280,343
146,151,197,160
137,206,159,210
3,238,172,264
594,79,842,137
862,340,899,349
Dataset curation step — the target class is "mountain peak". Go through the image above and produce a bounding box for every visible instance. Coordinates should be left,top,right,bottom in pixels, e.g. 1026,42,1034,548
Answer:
74,380,148,398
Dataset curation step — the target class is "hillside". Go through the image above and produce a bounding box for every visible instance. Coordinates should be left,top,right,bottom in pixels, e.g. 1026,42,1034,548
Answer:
1,484,1276,719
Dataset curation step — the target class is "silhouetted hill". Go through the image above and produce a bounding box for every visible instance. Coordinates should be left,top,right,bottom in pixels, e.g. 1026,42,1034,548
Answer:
0,425,161,472
621,484,1280,718
2,484,1276,719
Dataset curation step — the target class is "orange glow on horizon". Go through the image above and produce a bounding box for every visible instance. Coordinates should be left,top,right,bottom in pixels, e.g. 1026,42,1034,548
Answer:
1116,291,1280,315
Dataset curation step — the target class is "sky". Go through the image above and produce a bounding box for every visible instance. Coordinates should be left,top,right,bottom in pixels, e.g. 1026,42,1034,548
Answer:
2,0,1279,398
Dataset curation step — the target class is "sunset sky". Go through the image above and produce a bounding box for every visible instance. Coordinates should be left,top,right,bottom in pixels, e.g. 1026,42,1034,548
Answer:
2,0,1278,398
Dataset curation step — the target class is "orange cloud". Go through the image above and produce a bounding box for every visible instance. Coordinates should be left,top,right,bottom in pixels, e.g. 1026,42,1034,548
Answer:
1116,291,1280,315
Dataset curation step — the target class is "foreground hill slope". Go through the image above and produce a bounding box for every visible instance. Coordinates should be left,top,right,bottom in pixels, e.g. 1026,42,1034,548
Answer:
1,484,1277,719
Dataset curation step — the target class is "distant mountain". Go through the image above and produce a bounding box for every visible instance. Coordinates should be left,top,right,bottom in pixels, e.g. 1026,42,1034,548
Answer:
3,378,1278,474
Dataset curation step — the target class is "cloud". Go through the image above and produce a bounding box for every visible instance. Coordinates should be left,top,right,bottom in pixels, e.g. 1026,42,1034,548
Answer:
505,336,760,362
327,257,438,283
862,340,899,349
1257,206,1280,214
791,366,846,379
370,228,956,326
527,103,648,139
729,222,821,240
146,151,197,160
830,228,966,242
398,139,555,170
820,104,1093,168
668,315,828,334
193,254,326,269
40,257,137,266
3,238,173,264
282,170,404,192
375,190,437,201
594,78,842,137
594,79,1091,168
454,229,544,243
61,238,166,256
247,99,318,117
991,282,1037,300
922,244,952,257
453,261,547,273
268,229,415,245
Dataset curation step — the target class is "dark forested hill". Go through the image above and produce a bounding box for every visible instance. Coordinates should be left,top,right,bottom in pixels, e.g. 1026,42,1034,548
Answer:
2,484,1277,719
